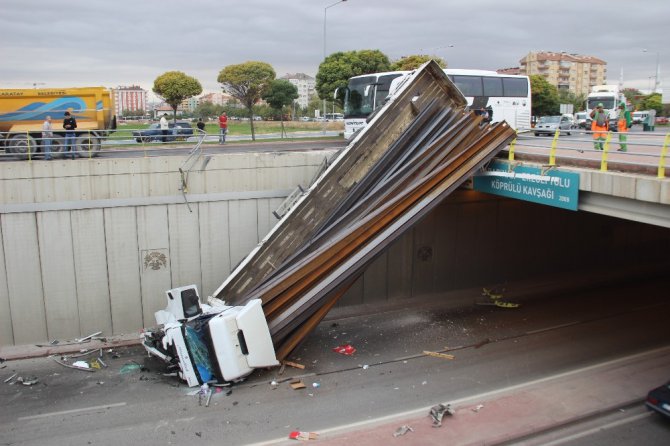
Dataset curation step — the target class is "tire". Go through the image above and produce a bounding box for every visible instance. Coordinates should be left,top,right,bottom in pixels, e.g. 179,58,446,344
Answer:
47,135,65,158
74,135,101,158
567,131,571,136
534,132,539,136
7,134,37,159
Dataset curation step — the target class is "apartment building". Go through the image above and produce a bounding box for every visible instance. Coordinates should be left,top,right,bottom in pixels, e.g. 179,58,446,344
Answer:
113,85,148,116
281,73,316,108
519,52,607,96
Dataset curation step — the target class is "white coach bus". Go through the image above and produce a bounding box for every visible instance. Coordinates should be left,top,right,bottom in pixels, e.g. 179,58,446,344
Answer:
341,68,531,139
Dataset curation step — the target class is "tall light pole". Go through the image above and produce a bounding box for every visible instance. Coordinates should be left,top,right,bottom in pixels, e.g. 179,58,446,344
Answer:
642,49,661,94
322,0,347,132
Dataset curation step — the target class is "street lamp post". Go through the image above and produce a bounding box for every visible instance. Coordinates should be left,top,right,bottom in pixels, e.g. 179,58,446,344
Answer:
642,49,661,94
322,0,347,132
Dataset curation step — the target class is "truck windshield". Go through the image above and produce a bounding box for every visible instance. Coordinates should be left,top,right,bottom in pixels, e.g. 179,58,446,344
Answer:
587,97,616,110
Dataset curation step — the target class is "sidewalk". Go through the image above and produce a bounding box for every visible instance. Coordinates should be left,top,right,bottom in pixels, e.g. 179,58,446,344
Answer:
292,347,669,445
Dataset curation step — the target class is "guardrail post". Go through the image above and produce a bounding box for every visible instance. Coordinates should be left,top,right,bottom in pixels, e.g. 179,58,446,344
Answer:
27,131,32,162
508,134,517,161
549,129,559,166
658,133,670,179
599,132,613,172
87,130,92,159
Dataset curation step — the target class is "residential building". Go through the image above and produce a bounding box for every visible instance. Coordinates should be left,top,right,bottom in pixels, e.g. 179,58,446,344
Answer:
113,85,148,117
200,92,236,106
518,52,607,96
281,73,316,108
181,96,200,112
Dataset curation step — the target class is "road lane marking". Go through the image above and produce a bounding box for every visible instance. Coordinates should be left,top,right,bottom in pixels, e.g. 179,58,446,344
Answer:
526,321,580,335
17,402,127,421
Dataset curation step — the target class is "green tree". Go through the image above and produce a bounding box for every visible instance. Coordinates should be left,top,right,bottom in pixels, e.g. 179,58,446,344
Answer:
194,101,219,120
530,75,559,116
557,90,586,112
622,88,643,109
390,54,446,71
152,71,202,122
316,49,391,107
640,93,662,114
218,61,276,141
262,79,299,137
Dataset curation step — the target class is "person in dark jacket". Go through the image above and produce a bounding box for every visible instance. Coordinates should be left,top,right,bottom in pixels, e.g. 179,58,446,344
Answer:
63,111,77,159
196,118,205,132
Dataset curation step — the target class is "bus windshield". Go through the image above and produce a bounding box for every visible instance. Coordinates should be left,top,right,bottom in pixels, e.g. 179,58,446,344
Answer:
343,73,406,119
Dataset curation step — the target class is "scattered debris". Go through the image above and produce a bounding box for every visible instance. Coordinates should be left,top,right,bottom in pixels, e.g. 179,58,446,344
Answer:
72,361,90,369
311,382,320,388
429,403,455,427
4,373,18,383
52,357,96,372
332,344,356,356
393,425,414,437
119,363,142,374
283,361,305,370
17,376,39,386
479,287,519,308
423,351,455,360
278,364,286,375
290,380,306,390
270,380,279,389
362,364,369,370
289,431,318,441
75,331,103,343
472,404,484,413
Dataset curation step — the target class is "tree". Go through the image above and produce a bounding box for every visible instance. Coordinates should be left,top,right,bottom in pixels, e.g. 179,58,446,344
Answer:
316,49,391,107
262,80,298,137
218,61,276,141
530,75,559,116
194,101,219,120
640,93,662,114
557,90,586,112
152,71,202,122
390,54,446,71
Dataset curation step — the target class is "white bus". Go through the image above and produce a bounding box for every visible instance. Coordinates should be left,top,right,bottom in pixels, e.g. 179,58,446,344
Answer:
341,69,531,139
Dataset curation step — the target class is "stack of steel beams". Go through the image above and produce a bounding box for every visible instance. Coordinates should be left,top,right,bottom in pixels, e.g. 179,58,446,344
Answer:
213,61,516,360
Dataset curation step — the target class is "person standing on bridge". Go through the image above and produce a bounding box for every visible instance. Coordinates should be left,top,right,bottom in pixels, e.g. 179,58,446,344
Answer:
159,114,169,143
218,112,228,144
62,111,77,159
42,115,53,160
589,103,609,150
616,103,631,152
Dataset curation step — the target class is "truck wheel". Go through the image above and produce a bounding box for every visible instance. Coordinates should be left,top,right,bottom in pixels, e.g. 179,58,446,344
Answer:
48,135,65,158
74,135,101,158
7,134,37,159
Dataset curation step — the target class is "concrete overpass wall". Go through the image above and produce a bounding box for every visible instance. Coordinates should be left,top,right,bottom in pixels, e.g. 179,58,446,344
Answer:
1,152,668,346
0,151,331,346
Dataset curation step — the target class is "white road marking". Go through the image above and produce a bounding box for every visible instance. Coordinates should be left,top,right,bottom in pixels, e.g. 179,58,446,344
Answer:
17,402,127,421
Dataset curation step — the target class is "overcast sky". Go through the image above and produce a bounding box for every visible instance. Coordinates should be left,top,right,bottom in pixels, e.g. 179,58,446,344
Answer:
1,0,667,101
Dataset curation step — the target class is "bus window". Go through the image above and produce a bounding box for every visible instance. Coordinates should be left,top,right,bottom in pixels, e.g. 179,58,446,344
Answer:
451,75,483,96
483,77,503,97
502,78,528,97
374,74,404,109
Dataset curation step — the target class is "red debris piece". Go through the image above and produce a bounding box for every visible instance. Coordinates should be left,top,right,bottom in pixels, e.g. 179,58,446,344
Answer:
332,344,356,355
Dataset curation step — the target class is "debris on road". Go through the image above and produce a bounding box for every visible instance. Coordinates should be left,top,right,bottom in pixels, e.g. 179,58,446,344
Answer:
288,431,319,441
290,379,306,390
332,344,356,356
479,286,519,308
423,351,455,360
393,425,414,437
472,404,484,413
52,356,96,372
75,331,103,343
4,373,18,383
17,376,39,386
283,361,305,370
429,403,455,427
119,363,141,374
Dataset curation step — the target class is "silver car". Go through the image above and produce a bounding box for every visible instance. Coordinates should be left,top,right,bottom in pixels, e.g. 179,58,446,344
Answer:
534,115,572,136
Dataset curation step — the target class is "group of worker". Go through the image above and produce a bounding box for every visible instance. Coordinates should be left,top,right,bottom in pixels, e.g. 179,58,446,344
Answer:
589,102,632,152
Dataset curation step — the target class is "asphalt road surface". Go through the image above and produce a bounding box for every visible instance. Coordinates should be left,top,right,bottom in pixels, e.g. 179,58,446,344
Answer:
1,269,668,445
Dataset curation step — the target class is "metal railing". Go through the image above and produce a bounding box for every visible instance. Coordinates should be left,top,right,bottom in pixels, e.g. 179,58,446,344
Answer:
505,127,670,179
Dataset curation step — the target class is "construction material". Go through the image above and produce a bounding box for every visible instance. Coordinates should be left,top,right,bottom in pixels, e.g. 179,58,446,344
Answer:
423,351,455,360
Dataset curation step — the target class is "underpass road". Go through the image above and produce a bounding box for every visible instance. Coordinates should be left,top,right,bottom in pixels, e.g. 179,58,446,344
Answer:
0,272,668,445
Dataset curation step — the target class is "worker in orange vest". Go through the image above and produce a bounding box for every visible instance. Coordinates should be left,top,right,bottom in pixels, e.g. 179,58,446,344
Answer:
589,103,609,150
616,102,632,152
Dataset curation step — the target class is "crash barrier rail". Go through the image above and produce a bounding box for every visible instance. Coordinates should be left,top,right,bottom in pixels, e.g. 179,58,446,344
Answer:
0,127,213,161
508,128,670,179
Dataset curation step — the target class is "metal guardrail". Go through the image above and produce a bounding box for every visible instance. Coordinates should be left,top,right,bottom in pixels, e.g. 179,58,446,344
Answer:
506,127,670,179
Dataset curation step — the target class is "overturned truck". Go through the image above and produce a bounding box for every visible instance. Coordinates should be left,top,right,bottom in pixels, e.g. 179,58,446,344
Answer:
143,61,517,387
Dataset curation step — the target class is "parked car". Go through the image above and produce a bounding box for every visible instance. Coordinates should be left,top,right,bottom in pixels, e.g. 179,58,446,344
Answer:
655,116,668,125
646,381,670,418
132,121,194,143
534,115,572,136
562,114,576,129
575,112,591,129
